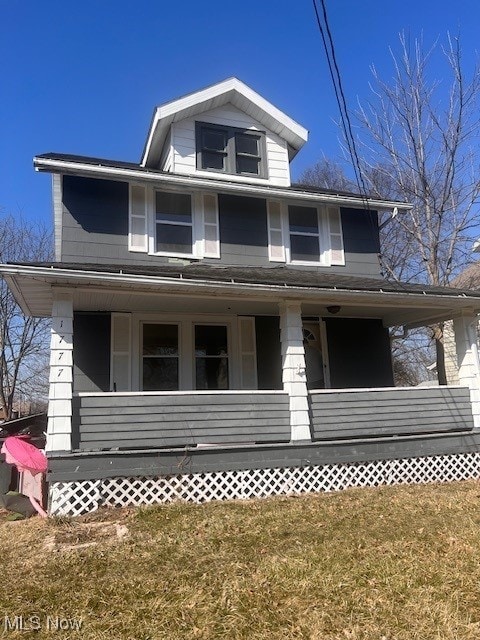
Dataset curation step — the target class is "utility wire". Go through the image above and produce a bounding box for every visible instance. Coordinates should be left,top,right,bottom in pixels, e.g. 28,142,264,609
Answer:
311,0,390,274
311,0,369,203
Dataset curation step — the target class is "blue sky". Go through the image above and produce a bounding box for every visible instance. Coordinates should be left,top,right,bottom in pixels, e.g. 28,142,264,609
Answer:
1,0,479,226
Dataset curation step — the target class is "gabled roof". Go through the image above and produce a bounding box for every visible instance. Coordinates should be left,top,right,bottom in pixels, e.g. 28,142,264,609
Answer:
141,78,309,167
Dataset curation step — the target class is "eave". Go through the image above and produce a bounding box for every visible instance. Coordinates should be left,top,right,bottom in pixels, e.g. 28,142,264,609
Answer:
33,156,412,212
1,263,478,328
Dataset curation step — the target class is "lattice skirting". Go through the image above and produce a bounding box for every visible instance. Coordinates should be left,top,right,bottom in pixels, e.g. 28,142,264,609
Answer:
49,452,480,516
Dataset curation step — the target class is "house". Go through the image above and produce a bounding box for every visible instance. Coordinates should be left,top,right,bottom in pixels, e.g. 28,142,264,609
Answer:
443,260,480,386
2,78,480,516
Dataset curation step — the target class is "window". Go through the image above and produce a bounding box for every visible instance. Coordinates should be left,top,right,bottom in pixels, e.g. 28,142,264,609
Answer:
267,202,344,266
155,191,193,256
288,205,325,263
142,323,179,391
196,122,265,178
111,314,257,391
129,186,220,259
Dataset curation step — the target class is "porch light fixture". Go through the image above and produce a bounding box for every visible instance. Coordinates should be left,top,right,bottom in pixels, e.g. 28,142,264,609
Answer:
326,305,341,315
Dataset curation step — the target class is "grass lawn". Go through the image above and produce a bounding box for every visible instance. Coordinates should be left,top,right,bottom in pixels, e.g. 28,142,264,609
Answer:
2,481,480,639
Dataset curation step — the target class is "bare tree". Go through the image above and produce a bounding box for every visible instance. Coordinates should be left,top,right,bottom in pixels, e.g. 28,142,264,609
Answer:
297,157,355,192
0,213,52,419
356,33,480,382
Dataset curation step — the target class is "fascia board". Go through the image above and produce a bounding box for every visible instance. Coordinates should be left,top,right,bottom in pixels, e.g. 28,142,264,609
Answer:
33,157,412,211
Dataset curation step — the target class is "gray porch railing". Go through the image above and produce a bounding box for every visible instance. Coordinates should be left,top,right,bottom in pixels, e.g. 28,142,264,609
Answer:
72,390,291,451
310,386,475,440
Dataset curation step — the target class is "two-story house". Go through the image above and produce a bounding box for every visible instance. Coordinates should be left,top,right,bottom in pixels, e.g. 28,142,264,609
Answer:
3,78,480,515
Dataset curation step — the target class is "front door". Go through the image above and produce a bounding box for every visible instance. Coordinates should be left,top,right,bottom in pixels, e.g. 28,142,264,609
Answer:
302,320,329,389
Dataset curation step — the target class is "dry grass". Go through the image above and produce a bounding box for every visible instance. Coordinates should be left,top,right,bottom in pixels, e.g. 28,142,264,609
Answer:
2,481,480,639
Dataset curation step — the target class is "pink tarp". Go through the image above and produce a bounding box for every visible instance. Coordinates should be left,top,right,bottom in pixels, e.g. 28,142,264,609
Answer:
1,436,47,517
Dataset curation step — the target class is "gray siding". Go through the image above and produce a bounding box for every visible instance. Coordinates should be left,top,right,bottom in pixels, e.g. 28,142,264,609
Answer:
73,313,111,393
48,431,480,482
310,387,474,439
325,318,394,388
72,392,290,450
60,176,382,277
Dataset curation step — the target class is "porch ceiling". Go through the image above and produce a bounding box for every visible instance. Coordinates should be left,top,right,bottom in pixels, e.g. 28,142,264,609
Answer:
2,262,480,327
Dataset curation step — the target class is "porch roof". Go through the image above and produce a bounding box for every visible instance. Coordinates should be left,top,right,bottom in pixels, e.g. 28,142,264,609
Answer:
2,262,480,327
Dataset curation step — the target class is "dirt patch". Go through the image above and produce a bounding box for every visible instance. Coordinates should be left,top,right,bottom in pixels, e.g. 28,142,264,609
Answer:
44,520,129,552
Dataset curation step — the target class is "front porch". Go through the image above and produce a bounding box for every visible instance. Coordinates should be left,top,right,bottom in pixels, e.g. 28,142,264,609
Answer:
44,384,480,515
4,262,480,514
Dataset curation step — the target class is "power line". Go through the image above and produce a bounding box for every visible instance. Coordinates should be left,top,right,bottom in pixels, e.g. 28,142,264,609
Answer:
311,0,369,203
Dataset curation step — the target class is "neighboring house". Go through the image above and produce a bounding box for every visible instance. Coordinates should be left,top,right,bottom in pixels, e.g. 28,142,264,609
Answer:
2,78,480,515
444,261,480,386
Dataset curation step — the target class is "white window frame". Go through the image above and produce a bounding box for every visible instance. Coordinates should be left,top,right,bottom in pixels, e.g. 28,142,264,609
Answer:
149,188,197,259
140,321,182,391
130,313,241,391
284,202,330,266
126,187,218,261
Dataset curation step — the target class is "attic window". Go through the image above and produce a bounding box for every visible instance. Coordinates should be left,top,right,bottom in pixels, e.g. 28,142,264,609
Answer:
196,122,266,178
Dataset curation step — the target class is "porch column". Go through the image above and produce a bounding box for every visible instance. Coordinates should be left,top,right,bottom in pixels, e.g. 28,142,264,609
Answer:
46,294,74,452
279,302,311,441
453,314,480,429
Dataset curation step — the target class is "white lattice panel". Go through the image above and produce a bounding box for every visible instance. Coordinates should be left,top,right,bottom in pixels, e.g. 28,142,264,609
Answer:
48,452,480,516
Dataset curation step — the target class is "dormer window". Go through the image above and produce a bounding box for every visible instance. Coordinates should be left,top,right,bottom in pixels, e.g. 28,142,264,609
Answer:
196,122,266,178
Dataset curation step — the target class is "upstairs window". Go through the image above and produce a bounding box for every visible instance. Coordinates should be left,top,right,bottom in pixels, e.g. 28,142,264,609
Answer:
155,191,193,256
196,122,266,178
266,201,344,266
288,205,326,264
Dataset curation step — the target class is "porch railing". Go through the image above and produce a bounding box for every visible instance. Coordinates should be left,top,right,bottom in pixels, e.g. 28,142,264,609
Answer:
72,390,291,451
309,386,475,440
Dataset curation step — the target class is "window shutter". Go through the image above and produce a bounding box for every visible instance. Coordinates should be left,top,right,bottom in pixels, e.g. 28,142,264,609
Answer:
267,201,285,262
327,206,345,265
238,316,258,389
202,193,220,258
129,184,148,252
110,313,131,391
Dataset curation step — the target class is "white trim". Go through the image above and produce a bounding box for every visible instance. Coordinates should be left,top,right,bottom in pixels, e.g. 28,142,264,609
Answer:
129,184,148,252
34,157,412,211
309,385,469,394
52,174,63,261
74,389,287,397
327,205,345,266
267,200,286,262
201,193,220,259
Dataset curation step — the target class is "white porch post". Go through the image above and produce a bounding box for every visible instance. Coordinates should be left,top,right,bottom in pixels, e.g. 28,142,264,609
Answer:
279,301,311,441
46,294,74,452
453,313,480,429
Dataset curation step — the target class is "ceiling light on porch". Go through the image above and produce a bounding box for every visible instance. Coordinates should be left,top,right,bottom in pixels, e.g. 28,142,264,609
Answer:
326,305,341,315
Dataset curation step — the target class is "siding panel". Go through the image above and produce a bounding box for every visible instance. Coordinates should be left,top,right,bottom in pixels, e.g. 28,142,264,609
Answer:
310,387,474,439
74,392,290,450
